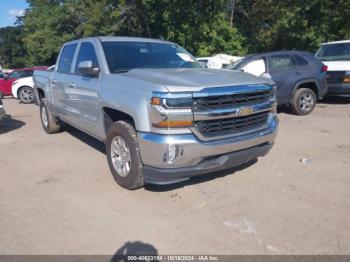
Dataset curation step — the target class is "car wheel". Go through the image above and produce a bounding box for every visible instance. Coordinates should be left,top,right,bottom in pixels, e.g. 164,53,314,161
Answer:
106,121,144,190
18,86,35,104
40,98,61,134
291,88,316,115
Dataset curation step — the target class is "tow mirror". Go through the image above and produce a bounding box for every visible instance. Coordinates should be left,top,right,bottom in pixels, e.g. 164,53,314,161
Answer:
77,60,99,77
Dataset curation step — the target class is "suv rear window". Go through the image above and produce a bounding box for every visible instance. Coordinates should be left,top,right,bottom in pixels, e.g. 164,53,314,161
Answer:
57,44,77,74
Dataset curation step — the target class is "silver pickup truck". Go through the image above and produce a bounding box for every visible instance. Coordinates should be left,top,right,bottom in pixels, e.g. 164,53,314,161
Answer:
34,37,278,190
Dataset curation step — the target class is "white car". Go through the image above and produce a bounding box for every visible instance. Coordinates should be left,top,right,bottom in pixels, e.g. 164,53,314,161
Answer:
197,54,244,69
12,76,36,104
315,40,350,96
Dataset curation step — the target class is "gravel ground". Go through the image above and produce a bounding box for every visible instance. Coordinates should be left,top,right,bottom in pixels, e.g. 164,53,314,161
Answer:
0,97,349,255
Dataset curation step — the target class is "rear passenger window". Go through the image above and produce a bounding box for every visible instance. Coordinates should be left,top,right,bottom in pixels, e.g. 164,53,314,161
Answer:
294,55,308,66
269,55,294,72
75,42,99,74
57,44,77,74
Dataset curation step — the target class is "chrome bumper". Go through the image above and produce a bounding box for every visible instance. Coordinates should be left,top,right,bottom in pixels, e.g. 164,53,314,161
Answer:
138,114,278,169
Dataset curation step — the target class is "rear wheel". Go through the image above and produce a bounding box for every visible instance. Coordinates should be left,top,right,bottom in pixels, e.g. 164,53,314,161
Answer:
291,88,316,115
40,99,61,134
18,86,35,104
106,121,144,190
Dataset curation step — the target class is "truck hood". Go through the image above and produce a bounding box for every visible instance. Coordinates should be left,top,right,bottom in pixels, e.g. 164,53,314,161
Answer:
323,61,350,71
125,68,274,92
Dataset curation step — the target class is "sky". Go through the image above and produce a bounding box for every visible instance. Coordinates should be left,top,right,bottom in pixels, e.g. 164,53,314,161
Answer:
0,0,29,28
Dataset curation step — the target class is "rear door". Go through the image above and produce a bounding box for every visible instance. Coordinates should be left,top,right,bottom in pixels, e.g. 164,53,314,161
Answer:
51,43,78,121
65,41,101,135
267,54,296,103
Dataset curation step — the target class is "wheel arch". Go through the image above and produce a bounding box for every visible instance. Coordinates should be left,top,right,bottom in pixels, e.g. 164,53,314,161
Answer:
102,107,136,136
293,79,320,97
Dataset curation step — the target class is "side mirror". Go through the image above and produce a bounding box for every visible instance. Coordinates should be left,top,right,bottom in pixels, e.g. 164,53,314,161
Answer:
77,60,99,77
3,74,8,80
260,72,272,79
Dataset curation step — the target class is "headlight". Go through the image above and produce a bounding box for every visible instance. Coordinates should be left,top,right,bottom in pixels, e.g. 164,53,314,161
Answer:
151,96,192,109
271,84,277,101
150,92,193,128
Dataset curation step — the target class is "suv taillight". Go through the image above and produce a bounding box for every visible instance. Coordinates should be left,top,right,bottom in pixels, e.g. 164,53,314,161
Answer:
321,65,328,72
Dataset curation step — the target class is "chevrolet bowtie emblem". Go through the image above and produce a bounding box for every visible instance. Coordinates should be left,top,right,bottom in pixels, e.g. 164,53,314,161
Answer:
238,107,253,116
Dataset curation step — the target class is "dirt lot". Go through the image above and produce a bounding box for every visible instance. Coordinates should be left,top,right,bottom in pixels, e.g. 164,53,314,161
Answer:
0,98,350,255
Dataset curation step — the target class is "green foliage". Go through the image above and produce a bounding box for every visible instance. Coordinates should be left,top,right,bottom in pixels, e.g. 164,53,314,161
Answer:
0,0,349,67
0,26,27,68
234,0,350,53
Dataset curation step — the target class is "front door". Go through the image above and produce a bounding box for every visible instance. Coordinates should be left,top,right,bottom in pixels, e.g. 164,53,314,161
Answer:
65,41,101,135
2,71,20,95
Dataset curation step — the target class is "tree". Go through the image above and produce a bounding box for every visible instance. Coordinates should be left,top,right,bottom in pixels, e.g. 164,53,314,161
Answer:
0,26,27,68
233,0,350,53
20,0,246,66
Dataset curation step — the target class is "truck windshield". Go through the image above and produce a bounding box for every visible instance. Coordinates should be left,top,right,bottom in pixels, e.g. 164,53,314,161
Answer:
315,43,350,61
102,41,201,73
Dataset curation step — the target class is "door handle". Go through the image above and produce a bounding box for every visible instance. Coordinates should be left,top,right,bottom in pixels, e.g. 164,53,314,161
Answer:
296,71,302,76
52,79,57,84
68,82,76,88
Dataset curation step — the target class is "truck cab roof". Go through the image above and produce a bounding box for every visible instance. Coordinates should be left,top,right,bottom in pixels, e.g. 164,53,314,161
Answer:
64,36,173,45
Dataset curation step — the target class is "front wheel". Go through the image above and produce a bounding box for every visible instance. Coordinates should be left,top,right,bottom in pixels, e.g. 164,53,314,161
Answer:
18,86,35,104
291,88,316,115
106,121,144,190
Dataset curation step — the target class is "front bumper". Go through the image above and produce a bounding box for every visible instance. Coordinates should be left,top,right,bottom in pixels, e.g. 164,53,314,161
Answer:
326,83,350,96
138,115,278,184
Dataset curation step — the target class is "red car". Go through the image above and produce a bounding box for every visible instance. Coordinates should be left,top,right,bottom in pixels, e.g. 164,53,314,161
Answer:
0,67,47,97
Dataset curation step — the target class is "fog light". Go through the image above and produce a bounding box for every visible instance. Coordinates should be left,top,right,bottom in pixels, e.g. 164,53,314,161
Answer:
166,144,182,163
344,77,350,83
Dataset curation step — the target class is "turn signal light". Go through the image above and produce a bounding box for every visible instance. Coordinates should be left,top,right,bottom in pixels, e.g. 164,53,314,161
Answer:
153,120,193,128
151,97,161,106
344,77,350,83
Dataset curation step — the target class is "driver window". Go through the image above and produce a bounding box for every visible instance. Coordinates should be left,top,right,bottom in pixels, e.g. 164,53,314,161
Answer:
242,59,266,76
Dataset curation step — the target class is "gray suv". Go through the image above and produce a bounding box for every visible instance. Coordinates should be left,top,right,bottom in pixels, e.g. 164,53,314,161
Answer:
232,51,328,115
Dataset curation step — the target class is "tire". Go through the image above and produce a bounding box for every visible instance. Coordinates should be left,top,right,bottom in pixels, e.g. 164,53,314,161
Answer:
40,99,61,134
18,86,35,104
106,121,144,190
291,88,316,115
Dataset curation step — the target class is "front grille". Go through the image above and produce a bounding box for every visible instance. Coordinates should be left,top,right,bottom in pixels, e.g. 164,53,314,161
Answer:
193,90,273,111
194,111,269,138
327,71,345,84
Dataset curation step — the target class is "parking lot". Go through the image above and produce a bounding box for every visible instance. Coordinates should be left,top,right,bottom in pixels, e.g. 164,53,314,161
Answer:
0,98,350,255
